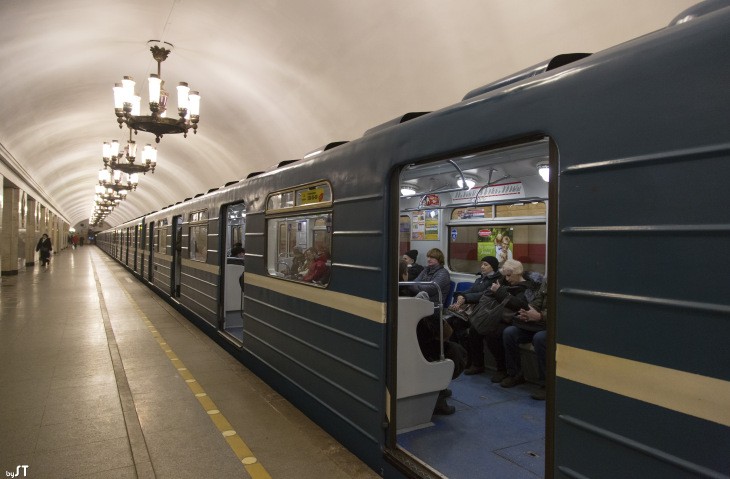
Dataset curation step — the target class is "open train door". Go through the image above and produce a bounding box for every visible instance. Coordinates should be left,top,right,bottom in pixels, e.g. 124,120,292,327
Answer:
171,215,182,297
219,202,246,342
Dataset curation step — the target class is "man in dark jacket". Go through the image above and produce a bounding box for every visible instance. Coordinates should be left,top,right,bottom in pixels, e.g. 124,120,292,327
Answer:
502,281,547,398
36,234,53,266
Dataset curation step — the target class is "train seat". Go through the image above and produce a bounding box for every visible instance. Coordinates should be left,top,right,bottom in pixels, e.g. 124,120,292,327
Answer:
453,281,474,298
397,297,455,432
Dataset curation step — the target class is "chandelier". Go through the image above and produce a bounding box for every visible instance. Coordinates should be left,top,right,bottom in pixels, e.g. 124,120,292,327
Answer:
98,166,138,191
102,128,158,175
95,186,127,203
113,40,200,143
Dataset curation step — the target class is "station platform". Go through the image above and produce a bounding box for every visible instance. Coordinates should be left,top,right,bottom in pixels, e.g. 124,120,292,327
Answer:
0,247,379,479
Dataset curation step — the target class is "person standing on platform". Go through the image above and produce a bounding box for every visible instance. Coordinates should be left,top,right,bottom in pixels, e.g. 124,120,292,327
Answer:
36,233,53,267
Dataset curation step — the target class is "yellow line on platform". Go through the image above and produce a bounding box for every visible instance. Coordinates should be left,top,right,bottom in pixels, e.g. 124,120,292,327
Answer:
118,282,273,479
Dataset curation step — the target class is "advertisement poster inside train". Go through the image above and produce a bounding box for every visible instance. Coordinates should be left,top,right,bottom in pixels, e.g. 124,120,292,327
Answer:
411,210,439,241
476,227,514,264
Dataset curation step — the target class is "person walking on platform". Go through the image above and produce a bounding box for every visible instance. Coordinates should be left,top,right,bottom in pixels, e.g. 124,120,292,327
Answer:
36,233,53,267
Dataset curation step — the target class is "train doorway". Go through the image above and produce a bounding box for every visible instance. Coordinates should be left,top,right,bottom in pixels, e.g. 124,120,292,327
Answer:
220,202,247,342
147,221,154,283
391,137,551,478
171,215,183,298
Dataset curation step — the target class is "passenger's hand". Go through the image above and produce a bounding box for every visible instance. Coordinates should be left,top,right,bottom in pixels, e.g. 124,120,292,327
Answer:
518,307,541,322
490,282,500,293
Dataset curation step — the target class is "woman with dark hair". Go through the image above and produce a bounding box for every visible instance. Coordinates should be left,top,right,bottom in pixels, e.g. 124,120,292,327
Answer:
402,249,423,281
36,233,53,266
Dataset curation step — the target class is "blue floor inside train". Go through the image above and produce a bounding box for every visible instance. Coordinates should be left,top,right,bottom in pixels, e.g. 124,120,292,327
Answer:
397,372,545,478
224,311,244,341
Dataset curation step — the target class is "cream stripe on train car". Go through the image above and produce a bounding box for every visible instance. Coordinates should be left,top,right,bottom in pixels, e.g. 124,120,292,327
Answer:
246,273,387,324
557,344,730,427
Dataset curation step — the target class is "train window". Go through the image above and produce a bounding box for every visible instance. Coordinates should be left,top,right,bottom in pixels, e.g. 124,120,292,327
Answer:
188,209,208,262
448,222,546,274
266,212,332,286
226,203,246,257
157,227,167,254
190,210,206,222
266,181,333,212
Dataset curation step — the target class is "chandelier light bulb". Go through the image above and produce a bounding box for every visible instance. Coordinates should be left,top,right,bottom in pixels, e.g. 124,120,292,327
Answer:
148,74,162,110
113,83,125,109
122,76,135,103
188,91,201,117
177,82,190,111
126,140,137,161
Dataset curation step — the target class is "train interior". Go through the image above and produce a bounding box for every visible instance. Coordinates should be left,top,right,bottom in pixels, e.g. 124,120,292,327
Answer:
222,202,247,341
395,137,550,478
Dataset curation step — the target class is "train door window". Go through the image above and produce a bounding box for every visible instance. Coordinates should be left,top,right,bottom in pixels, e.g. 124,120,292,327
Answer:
188,210,208,262
266,182,333,286
157,225,167,254
395,137,551,478
226,203,246,257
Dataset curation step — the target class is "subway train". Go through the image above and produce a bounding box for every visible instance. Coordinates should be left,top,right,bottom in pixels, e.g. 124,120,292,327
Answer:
97,4,730,478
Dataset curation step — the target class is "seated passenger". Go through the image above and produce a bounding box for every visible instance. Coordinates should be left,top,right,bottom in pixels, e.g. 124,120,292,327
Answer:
302,246,330,283
447,256,502,373
297,247,317,277
503,281,547,398
398,260,412,296
408,248,451,306
230,243,245,258
449,255,502,314
480,259,538,384
402,249,424,281
416,313,467,415
291,247,306,274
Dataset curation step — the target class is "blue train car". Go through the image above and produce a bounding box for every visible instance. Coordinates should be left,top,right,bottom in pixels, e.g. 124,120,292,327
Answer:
98,4,730,477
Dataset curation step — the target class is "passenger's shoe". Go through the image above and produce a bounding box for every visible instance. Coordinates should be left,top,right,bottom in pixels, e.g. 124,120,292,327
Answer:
490,370,508,383
500,375,525,388
531,387,546,401
433,397,456,415
464,366,485,375
439,388,452,398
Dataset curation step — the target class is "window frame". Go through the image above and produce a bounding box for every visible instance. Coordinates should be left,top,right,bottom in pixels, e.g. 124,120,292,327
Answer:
265,181,334,287
188,209,209,262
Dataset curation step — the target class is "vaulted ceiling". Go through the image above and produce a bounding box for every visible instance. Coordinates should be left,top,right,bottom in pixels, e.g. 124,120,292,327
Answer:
0,0,695,228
